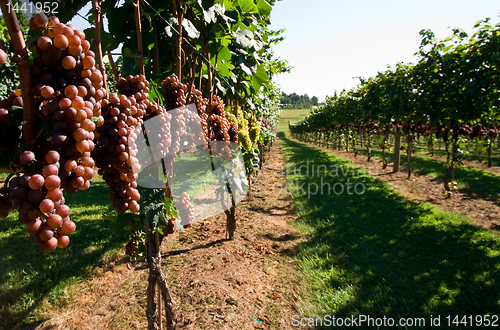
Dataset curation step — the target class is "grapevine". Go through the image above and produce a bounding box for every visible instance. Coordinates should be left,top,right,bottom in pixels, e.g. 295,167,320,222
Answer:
0,14,108,252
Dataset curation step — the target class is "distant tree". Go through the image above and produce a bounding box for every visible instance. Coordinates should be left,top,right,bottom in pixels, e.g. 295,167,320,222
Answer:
280,92,322,109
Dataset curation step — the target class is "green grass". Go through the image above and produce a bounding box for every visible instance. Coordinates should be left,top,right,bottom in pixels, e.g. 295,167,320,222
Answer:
0,178,129,329
279,109,311,132
279,131,500,329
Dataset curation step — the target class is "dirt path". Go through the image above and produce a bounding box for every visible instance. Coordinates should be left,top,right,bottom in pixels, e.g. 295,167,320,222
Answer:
31,139,308,330
292,134,500,231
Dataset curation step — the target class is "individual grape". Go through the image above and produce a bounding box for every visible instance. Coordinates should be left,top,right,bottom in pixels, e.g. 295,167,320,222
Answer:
39,224,54,241
59,219,76,235
54,34,69,49
56,234,70,248
19,150,35,165
37,36,52,50
45,150,60,164
39,198,55,214
55,204,70,218
0,49,7,65
26,218,42,235
28,174,45,190
41,85,55,99
42,237,58,252
44,175,61,190
33,12,49,27
46,213,63,229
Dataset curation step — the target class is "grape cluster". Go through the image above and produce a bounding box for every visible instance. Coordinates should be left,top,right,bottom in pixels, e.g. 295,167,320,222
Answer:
29,14,104,196
206,96,233,160
189,92,209,143
161,76,236,157
0,14,106,252
125,231,140,257
175,192,194,228
228,122,238,144
7,151,75,252
161,76,187,110
158,76,212,171
93,93,143,214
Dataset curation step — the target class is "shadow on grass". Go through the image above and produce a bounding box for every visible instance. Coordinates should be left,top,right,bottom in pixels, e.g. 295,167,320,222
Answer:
355,148,500,199
280,132,500,328
0,180,129,330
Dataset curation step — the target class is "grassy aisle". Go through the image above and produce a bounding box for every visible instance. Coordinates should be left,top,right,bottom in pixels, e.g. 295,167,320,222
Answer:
280,131,500,328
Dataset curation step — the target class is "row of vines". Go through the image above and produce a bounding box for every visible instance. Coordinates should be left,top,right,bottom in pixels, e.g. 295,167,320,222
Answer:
0,0,288,329
290,18,500,193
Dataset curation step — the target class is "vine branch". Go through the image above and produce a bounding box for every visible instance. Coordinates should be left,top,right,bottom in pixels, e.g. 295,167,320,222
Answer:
0,0,35,141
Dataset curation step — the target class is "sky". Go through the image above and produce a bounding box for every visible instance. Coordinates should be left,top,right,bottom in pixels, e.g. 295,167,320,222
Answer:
268,0,500,102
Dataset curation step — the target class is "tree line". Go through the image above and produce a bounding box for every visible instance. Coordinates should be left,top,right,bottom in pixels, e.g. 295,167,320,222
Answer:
280,92,321,109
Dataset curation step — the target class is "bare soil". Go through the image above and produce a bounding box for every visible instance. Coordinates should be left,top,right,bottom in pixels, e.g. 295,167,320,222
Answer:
296,136,500,232
29,139,309,330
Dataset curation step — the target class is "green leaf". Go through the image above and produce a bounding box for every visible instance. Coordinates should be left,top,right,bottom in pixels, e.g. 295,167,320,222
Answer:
216,61,232,78
203,5,217,23
152,210,168,228
164,197,179,218
240,62,255,76
223,0,234,9
234,29,254,48
217,45,232,62
9,105,23,127
225,9,240,24
238,54,257,75
236,0,258,13
83,28,120,52
181,18,200,39
251,64,269,90
216,78,228,93
256,0,272,16
109,213,142,236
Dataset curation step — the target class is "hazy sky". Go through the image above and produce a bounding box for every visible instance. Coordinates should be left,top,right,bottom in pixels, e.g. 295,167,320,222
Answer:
269,0,500,102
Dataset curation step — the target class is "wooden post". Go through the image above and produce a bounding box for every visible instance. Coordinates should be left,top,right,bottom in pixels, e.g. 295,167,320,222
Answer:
0,0,35,141
170,0,183,78
133,0,145,75
145,218,175,330
487,139,492,168
92,0,106,90
393,124,401,173
407,131,412,179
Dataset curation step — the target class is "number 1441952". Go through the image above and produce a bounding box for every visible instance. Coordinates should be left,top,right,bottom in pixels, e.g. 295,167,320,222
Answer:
8,2,58,14
446,315,498,327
